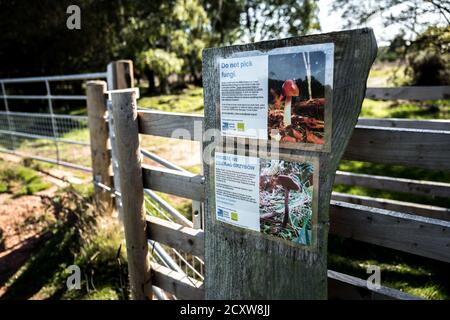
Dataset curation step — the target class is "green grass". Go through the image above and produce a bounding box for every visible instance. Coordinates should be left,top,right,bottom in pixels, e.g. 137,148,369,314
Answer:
328,235,450,300
62,128,89,142
0,186,129,300
361,99,450,119
0,159,51,196
367,62,408,87
138,85,204,114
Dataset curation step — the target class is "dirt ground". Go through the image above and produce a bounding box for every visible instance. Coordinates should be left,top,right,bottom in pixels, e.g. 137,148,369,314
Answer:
0,192,51,295
0,141,198,297
0,155,88,297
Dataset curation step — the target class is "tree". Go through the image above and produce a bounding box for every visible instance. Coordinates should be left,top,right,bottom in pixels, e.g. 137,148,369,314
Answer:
331,0,450,85
240,0,320,42
202,0,321,45
128,0,210,92
0,0,127,77
331,0,449,39
405,25,450,85
0,0,321,92
138,49,184,93
202,0,246,44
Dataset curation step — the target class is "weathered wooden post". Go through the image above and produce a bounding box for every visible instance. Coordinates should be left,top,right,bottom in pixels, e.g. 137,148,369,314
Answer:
202,29,377,299
86,81,113,215
110,90,151,299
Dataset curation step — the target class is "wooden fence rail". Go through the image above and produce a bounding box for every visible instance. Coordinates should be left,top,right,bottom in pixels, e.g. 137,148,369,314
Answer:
142,165,204,201
365,86,450,101
147,215,421,300
343,126,450,170
141,165,450,263
334,171,450,199
332,192,450,221
147,216,205,259
137,111,450,171
357,118,450,130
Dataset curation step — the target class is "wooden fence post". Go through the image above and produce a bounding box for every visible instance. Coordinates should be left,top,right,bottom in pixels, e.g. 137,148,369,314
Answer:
107,60,134,90
110,90,151,300
202,28,377,299
86,81,113,215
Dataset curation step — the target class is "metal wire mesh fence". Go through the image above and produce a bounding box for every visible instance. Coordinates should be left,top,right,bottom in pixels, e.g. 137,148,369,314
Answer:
0,72,107,171
140,149,205,285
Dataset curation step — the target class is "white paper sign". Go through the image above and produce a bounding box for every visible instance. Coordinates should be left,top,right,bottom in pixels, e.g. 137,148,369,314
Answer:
215,152,260,231
219,56,268,139
219,43,334,149
214,152,316,246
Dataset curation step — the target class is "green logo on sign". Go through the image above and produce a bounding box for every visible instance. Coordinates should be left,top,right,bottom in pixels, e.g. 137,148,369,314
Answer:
231,211,238,221
237,122,245,131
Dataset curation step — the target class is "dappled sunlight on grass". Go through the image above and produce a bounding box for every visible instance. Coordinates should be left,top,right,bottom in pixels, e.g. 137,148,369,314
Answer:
0,159,51,196
138,85,203,114
328,235,450,299
361,99,450,119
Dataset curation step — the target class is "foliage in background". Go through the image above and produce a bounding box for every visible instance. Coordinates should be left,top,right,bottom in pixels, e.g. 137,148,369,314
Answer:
405,26,450,85
0,0,321,94
132,0,209,93
0,0,125,77
331,0,449,37
239,0,320,42
333,0,450,85
138,49,184,93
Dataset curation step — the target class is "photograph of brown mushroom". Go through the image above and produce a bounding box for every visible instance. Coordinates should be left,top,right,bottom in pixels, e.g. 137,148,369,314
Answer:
268,50,327,145
259,158,314,245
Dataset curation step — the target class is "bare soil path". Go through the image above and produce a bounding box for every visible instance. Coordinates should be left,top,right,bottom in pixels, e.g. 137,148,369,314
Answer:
0,155,86,297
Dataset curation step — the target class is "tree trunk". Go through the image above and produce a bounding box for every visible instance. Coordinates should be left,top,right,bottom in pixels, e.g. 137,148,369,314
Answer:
160,77,170,94
144,68,155,93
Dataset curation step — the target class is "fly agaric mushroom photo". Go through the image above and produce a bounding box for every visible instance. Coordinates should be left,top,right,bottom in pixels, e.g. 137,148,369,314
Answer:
282,79,300,126
268,51,326,145
259,159,314,245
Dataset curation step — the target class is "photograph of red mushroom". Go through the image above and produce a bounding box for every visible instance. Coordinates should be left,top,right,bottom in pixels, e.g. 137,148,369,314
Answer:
268,50,327,145
259,158,314,245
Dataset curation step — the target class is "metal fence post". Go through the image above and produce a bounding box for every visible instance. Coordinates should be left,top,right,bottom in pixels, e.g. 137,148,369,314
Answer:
106,60,135,220
0,82,17,150
45,80,60,165
111,90,151,300
86,81,113,215
106,99,122,212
